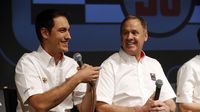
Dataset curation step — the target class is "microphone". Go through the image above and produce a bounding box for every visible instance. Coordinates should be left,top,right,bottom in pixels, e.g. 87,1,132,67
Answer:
73,52,83,67
154,79,163,100
73,52,95,112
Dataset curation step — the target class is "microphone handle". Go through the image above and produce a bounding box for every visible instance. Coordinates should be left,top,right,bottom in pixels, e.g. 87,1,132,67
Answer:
77,60,83,67
154,87,161,100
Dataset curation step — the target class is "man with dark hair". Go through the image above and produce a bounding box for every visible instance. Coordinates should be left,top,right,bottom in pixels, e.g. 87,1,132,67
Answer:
96,16,176,112
15,9,100,112
176,28,200,112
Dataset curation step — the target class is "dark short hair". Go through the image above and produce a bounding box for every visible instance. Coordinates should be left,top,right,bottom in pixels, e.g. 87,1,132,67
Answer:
120,16,148,35
197,28,200,44
35,9,68,43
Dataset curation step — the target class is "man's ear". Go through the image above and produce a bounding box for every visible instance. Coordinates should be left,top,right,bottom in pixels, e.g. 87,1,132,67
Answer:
41,28,49,40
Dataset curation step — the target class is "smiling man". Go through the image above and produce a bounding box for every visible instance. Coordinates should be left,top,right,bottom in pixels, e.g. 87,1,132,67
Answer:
96,16,176,112
15,9,100,112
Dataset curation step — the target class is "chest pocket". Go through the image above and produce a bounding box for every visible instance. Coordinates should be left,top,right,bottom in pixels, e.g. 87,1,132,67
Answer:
115,73,141,96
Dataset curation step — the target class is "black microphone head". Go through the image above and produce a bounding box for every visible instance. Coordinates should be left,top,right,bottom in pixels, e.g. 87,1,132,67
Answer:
155,79,163,88
73,52,82,62
73,52,83,67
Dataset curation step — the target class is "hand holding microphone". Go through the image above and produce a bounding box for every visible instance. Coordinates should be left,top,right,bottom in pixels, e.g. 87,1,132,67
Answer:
143,79,169,112
73,53,100,112
73,53,100,84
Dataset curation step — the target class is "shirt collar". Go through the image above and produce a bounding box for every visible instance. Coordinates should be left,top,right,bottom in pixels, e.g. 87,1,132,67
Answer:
37,46,65,66
119,48,146,63
197,54,200,59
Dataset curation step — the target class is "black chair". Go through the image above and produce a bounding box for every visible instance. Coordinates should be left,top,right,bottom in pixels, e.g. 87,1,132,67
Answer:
2,87,17,112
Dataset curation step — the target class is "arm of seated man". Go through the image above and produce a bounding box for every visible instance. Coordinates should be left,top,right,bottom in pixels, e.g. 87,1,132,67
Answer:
178,103,200,112
96,98,176,112
96,96,156,112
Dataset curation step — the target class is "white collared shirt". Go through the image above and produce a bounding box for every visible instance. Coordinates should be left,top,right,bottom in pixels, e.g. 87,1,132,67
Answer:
176,55,200,103
96,49,176,107
15,46,86,112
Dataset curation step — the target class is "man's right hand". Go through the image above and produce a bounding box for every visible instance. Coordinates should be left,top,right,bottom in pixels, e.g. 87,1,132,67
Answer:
76,64,100,83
